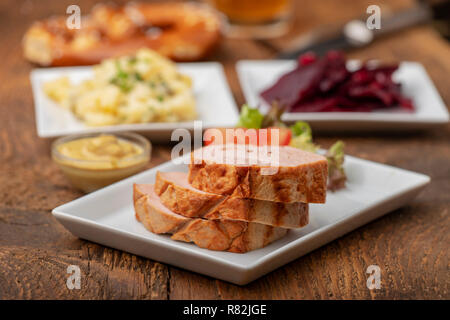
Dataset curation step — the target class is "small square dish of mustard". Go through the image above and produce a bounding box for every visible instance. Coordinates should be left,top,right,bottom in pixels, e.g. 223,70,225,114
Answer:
52,132,151,193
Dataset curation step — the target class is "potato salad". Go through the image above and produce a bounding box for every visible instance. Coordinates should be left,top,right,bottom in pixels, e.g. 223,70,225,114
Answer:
43,49,197,126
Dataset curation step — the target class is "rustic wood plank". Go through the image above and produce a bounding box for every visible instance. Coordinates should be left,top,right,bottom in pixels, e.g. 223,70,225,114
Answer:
0,0,448,299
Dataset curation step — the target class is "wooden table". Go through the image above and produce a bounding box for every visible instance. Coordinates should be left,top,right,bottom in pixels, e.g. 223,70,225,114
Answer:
0,0,448,299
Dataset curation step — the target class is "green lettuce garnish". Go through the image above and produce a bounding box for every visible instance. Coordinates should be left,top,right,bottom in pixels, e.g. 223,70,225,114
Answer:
289,121,346,191
290,121,312,137
260,101,285,128
289,121,319,153
236,104,264,129
326,140,346,191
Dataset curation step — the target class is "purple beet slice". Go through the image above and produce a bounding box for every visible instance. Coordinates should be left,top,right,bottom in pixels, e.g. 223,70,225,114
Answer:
260,58,326,110
319,51,349,93
260,51,414,113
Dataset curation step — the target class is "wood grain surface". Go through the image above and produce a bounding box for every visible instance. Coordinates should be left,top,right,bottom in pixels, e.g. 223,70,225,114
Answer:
0,0,448,299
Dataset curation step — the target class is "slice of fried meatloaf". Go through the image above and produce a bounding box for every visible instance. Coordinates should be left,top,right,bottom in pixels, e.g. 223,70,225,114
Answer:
133,184,288,253
189,144,328,203
154,171,309,228
133,144,327,253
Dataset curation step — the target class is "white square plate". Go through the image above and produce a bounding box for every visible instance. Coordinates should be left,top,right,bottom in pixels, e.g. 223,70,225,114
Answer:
31,63,239,140
52,153,430,285
236,60,449,131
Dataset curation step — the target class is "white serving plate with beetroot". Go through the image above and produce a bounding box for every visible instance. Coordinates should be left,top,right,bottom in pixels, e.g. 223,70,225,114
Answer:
52,152,429,285
237,60,449,131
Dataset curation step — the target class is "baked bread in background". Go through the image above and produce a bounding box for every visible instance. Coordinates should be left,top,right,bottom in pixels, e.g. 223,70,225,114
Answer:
23,2,222,66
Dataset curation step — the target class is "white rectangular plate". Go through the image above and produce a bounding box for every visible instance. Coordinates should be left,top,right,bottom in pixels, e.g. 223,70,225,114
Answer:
52,153,430,285
236,60,449,131
31,63,239,140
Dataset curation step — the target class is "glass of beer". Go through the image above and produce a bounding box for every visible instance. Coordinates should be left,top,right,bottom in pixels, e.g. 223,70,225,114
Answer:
206,0,292,38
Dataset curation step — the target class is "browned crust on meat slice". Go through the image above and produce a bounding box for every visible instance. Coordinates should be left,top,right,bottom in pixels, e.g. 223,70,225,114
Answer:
188,144,328,203
205,197,309,228
189,161,328,203
154,171,225,217
171,219,288,253
151,172,309,228
188,162,247,196
134,195,188,234
133,184,288,253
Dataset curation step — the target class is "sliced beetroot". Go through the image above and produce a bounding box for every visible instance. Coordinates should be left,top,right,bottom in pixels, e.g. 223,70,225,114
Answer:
319,52,349,93
297,51,317,66
351,68,374,84
291,97,338,112
260,51,414,113
347,84,395,106
260,58,326,110
292,96,379,112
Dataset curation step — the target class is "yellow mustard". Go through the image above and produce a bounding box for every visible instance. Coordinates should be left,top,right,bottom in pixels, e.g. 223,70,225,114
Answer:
53,133,150,192
56,135,144,169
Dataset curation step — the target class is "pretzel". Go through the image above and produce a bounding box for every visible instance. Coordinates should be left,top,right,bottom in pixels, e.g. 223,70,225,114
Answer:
23,2,222,66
